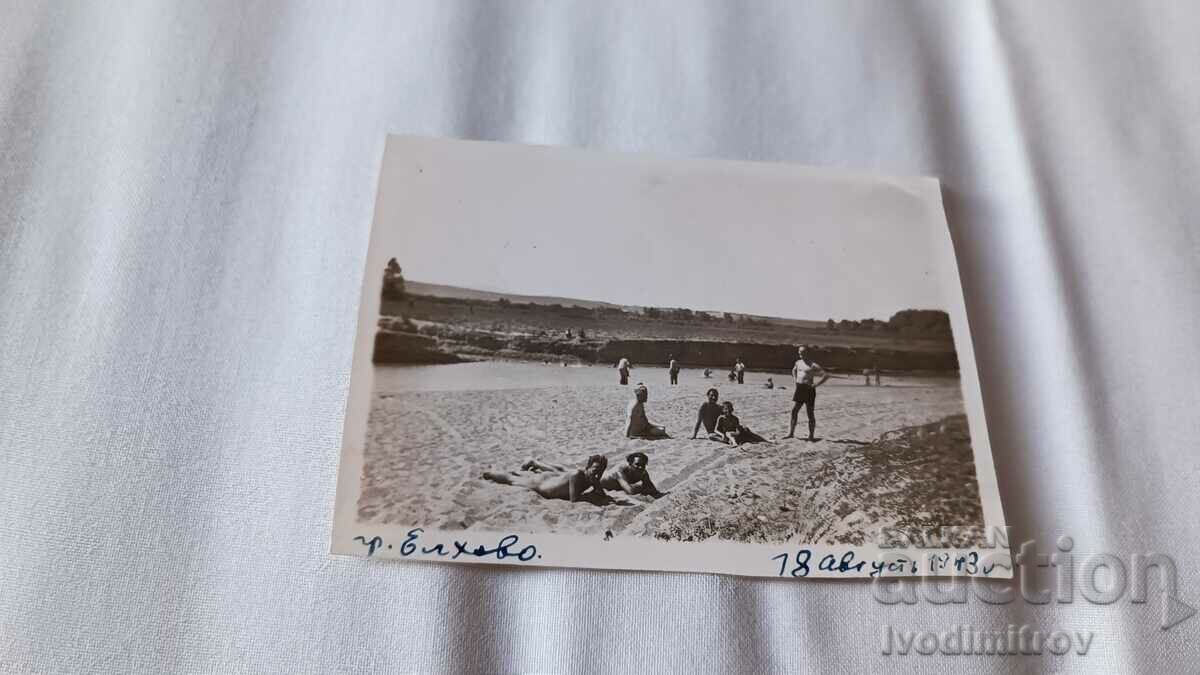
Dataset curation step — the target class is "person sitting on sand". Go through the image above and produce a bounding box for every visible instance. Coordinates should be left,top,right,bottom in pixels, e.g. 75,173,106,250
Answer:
703,368,712,378
617,357,632,385
716,400,771,446
764,377,774,389
482,455,608,503
727,367,737,383
626,383,670,439
691,387,724,440
599,452,664,499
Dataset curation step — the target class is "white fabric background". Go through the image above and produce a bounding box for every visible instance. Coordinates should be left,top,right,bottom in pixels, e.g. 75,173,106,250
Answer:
2,1,1198,672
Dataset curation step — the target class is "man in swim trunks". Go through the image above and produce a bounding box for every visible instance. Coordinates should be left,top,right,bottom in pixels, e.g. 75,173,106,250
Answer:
599,452,664,500
668,354,680,385
617,357,631,385
785,345,830,441
626,383,670,438
691,387,724,440
735,357,746,384
482,454,608,502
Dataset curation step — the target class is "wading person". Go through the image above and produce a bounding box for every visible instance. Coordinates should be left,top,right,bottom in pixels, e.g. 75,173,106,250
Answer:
626,383,670,439
785,346,829,441
482,455,608,502
691,387,724,440
668,354,680,385
617,356,632,385
599,452,664,499
716,400,771,446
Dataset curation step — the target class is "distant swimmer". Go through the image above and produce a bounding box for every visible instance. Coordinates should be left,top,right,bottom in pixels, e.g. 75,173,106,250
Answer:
764,377,774,389
482,454,608,503
785,345,830,441
691,388,725,440
599,452,664,500
716,401,771,446
668,354,680,385
735,357,746,384
626,383,670,439
617,357,632,385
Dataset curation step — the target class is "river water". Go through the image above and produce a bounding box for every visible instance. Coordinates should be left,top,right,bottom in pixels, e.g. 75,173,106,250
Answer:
372,361,959,394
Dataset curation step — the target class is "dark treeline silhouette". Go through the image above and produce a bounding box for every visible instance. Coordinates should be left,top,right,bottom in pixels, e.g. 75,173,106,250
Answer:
825,310,951,338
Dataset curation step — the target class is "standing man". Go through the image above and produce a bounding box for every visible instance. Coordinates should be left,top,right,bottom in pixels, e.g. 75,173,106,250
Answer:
785,346,830,441
735,357,746,384
668,354,680,385
617,357,632,385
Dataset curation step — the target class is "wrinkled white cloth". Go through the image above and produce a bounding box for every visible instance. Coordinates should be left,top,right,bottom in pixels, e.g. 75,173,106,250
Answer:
2,2,1199,672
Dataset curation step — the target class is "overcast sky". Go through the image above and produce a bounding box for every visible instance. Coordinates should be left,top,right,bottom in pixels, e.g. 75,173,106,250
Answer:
374,137,955,322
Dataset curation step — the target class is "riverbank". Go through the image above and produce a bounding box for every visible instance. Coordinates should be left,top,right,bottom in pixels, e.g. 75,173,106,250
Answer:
373,323,958,372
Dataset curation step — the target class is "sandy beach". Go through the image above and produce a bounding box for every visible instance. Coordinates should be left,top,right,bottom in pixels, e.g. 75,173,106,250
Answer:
358,364,985,545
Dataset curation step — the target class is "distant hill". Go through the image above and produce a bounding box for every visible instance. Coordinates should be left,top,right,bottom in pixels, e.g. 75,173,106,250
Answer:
404,281,630,311
405,280,826,328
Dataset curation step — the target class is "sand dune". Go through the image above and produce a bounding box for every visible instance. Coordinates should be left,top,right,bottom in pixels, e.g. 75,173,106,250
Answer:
358,369,984,545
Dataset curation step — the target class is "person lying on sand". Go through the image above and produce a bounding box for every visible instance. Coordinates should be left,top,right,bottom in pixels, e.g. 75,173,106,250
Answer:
691,387,725,440
716,401,772,446
599,452,664,500
626,383,670,438
482,454,608,502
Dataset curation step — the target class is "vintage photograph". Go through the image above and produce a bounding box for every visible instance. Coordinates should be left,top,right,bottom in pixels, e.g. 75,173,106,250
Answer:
333,136,1007,578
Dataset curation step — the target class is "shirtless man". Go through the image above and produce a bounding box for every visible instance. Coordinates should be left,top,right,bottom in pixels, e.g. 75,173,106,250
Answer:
690,387,724,440
482,454,608,502
735,357,746,384
785,345,830,441
668,354,680,385
599,452,664,500
626,383,670,439
616,357,632,385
